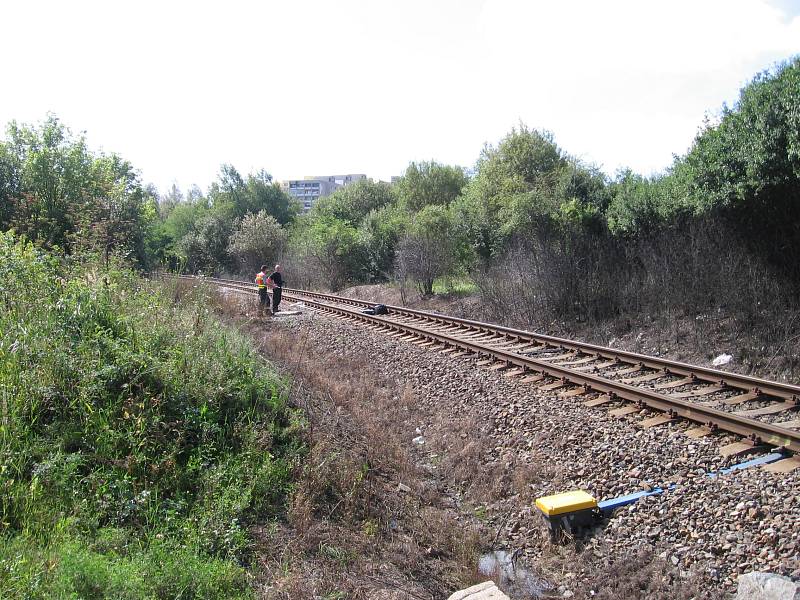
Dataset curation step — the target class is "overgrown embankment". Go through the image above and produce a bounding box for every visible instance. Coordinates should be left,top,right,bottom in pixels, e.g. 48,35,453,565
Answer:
208,290,486,599
0,232,303,599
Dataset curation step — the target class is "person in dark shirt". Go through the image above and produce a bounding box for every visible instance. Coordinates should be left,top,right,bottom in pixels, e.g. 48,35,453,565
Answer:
268,264,283,314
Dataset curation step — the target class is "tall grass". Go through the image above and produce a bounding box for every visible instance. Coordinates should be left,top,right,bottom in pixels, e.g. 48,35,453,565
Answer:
0,232,304,599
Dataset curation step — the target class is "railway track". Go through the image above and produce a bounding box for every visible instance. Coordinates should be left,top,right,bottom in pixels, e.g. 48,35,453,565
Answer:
181,275,800,465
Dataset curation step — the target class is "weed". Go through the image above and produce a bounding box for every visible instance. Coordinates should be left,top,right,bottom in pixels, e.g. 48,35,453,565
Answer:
362,519,378,537
243,319,486,599
473,506,489,522
0,233,303,598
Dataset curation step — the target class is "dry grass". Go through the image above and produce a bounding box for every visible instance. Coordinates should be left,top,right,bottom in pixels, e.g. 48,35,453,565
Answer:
550,548,723,600
476,221,800,383
209,292,485,598
210,289,727,599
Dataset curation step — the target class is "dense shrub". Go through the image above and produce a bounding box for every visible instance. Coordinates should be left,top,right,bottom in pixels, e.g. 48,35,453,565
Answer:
0,231,303,598
477,216,794,329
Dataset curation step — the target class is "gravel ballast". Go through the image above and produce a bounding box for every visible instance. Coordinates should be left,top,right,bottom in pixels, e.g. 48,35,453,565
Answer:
271,306,800,596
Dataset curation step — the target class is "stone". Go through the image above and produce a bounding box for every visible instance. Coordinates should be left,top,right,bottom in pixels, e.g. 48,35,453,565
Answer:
712,353,733,366
287,288,800,597
448,581,510,600
735,572,800,600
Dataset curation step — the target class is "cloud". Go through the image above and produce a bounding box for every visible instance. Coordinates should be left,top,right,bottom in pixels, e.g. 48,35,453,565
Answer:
474,0,800,174
1,0,798,189
480,0,799,75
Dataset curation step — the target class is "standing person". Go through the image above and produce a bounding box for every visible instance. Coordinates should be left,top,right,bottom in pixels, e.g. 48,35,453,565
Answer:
255,265,270,312
268,264,283,314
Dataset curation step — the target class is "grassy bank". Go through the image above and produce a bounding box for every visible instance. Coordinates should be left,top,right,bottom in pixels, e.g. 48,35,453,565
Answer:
0,232,303,599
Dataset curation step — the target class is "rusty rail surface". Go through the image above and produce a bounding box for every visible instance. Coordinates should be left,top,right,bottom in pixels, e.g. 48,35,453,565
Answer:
177,275,800,453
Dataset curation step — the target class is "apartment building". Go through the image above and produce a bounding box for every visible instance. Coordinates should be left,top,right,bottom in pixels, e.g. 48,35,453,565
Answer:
281,174,367,212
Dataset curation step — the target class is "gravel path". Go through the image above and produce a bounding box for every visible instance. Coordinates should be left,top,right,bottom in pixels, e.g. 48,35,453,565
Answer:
276,307,799,596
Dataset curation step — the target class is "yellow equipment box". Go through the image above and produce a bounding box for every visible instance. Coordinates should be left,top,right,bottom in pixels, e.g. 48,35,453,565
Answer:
535,490,597,516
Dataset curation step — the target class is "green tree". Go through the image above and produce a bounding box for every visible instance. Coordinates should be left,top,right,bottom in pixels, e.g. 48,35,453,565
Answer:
605,169,688,236
396,205,456,296
3,116,93,249
292,215,362,291
72,154,151,266
208,164,297,224
396,161,468,211
215,163,247,211
228,210,288,274
0,116,153,266
246,170,299,225
177,210,235,274
455,125,568,260
358,203,409,281
160,200,209,243
455,125,614,260
682,58,800,213
311,179,395,224
158,182,184,218
0,142,20,230
676,57,800,280
554,160,610,215
296,179,403,284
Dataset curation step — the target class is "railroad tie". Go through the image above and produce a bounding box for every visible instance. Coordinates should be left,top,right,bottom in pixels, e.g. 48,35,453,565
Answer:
609,405,640,417
670,385,726,399
559,387,588,399
653,376,695,390
720,391,760,405
763,456,800,473
684,426,713,439
503,367,527,378
639,414,676,428
719,441,764,458
734,402,796,418
584,394,614,407
621,371,665,385
539,380,569,392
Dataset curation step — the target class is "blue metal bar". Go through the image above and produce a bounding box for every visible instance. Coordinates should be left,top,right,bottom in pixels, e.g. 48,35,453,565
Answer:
598,487,666,512
598,452,786,514
707,452,785,478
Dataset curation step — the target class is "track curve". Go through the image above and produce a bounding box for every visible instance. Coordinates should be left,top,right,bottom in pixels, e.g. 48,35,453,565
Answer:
179,275,800,456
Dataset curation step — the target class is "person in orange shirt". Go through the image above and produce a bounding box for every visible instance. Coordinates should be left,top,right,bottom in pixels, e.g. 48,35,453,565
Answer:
255,264,269,311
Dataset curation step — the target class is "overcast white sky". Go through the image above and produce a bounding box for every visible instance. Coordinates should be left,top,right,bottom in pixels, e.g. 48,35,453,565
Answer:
2,0,799,194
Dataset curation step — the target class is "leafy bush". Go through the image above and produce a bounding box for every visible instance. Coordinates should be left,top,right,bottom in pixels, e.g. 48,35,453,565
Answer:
396,205,458,296
0,231,303,598
228,210,288,275
680,57,800,281
288,215,364,291
395,161,468,212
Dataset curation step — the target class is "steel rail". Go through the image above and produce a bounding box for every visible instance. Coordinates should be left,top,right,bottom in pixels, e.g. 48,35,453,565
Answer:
273,286,800,403
192,276,800,453
191,276,800,397
199,276,800,400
